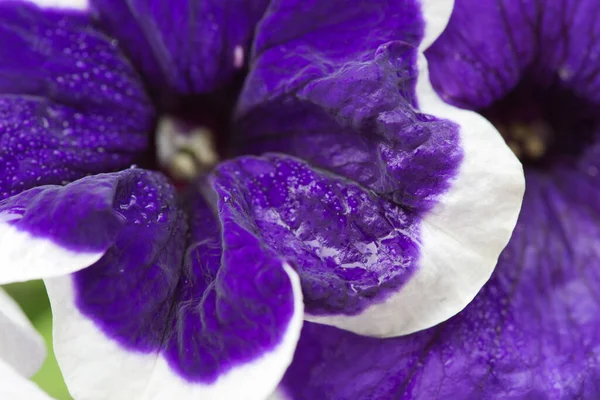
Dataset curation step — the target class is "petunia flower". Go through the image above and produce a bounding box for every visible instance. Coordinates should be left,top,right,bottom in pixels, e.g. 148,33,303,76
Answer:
0,288,52,399
276,0,600,398
0,0,523,399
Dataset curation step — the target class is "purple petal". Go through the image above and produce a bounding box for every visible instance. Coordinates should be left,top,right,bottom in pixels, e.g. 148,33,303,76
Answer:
278,170,600,399
0,172,129,283
426,0,600,108
0,2,154,200
237,0,524,336
214,155,421,312
90,0,270,95
240,39,459,211
424,0,600,176
32,168,303,399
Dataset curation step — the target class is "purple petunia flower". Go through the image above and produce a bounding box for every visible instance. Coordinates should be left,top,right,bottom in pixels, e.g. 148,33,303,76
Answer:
276,1,600,399
0,0,525,399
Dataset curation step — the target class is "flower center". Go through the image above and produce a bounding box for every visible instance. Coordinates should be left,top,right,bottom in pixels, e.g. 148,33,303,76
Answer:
478,76,598,168
154,71,247,181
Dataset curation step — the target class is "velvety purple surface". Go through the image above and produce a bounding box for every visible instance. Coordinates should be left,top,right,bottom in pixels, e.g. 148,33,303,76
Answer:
237,0,462,212
69,168,297,382
0,173,126,252
0,2,154,201
90,0,270,97
426,0,600,109
232,0,462,315
425,0,600,175
213,154,419,315
280,172,600,399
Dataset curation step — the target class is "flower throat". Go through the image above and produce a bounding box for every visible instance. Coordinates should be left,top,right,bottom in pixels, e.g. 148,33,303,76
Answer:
478,76,599,169
145,70,248,183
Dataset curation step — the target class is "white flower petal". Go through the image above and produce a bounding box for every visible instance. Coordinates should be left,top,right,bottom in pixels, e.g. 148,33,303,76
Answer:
0,288,46,377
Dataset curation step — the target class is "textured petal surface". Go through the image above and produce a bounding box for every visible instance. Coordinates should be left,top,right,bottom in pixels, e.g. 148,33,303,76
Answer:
90,0,269,96
0,2,153,201
426,0,600,108
237,0,524,336
214,154,421,316
0,171,141,283
278,171,600,399
39,169,303,400
0,359,53,400
0,288,46,377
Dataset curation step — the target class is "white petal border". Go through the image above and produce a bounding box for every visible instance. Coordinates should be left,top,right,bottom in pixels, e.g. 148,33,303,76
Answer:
27,0,89,10
419,0,455,51
45,263,304,400
0,221,105,284
306,53,524,336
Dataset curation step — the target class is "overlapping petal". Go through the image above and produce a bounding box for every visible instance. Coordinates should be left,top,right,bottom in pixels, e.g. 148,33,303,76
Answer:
0,173,135,283
0,168,303,399
332,0,600,396
216,154,421,316
236,0,524,336
276,170,600,399
0,1,153,201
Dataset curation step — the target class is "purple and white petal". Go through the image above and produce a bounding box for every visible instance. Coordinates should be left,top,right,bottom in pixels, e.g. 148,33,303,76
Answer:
213,154,424,329
0,288,46,378
33,169,303,400
236,0,524,336
25,0,88,10
0,173,135,283
0,1,153,201
277,0,600,394
420,0,454,50
90,0,270,96
277,169,600,399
